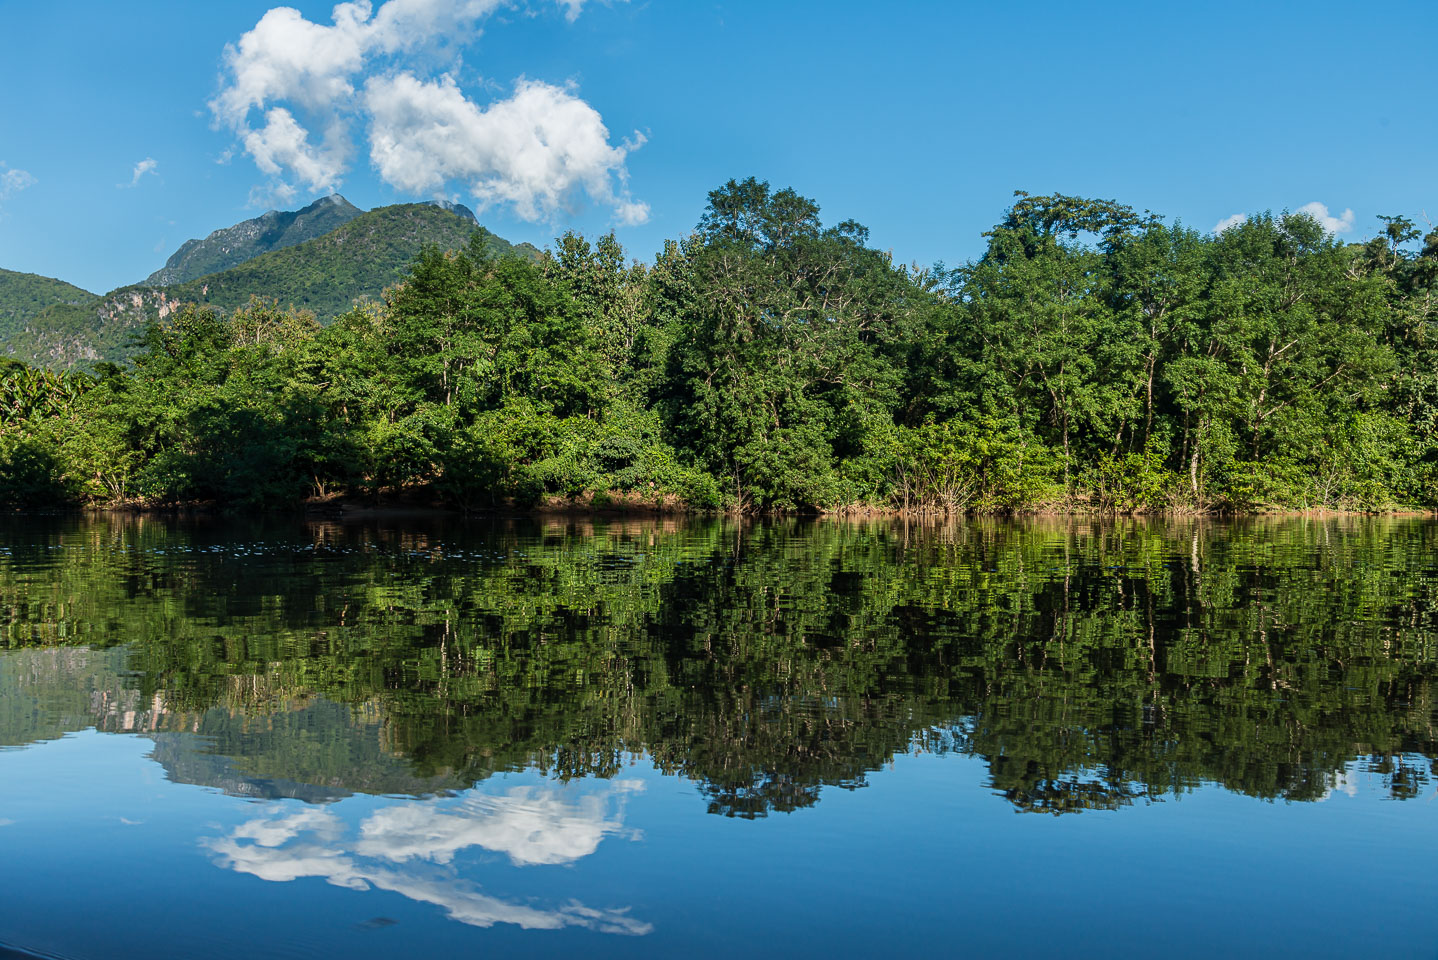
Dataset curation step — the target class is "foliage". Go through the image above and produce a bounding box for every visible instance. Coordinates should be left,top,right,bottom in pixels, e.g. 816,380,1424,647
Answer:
653,178,926,510
0,268,96,350
171,204,533,322
890,416,1054,513
0,437,73,507
2,203,534,369
5,181,1438,513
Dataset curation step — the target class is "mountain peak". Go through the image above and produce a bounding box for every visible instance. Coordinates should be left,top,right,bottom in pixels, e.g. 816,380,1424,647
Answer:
421,199,478,223
4,202,536,369
145,195,365,287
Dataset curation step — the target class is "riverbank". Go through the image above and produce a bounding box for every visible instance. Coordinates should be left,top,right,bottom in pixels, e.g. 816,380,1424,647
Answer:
69,492,1438,522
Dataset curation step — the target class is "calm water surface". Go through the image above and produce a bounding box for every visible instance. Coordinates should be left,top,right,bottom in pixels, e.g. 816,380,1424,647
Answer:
0,515,1435,959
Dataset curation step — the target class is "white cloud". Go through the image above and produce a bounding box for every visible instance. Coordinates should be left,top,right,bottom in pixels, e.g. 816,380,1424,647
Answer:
205,781,650,935
124,157,159,188
365,74,648,223
0,164,36,207
3,169,37,193
211,0,644,223
1213,212,1246,235
367,0,508,53
242,108,349,196
556,0,588,22
1294,201,1355,235
210,4,370,127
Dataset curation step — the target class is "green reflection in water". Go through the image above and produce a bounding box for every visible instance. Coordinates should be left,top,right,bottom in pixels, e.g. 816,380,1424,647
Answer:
1,515,1435,815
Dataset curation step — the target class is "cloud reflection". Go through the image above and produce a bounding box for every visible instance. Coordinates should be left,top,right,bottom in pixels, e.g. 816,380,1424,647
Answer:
358,780,643,866
205,779,650,935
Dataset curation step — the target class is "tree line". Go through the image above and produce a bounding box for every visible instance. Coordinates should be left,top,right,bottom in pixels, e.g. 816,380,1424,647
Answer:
4,179,1437,513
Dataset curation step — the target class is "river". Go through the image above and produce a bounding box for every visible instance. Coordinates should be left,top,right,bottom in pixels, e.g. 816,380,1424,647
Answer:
0,514,1434,958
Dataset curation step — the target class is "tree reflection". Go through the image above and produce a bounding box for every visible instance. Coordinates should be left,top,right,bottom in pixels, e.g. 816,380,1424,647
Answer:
0,514,1435,814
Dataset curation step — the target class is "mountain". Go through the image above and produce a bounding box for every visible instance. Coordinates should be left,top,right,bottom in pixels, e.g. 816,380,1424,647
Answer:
0,647,465,799
422,198,478,221
145,194,363,286
4,203,540,368
0,268,97,344
161,202,535,318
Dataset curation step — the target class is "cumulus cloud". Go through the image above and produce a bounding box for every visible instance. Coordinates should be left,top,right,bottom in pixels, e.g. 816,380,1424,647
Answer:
0,164,36,207
1294,201,1355,235
242,108,350,201
1213,212,1246,235
204,781,650,935
210,0,644,223
365,73,647,223
123,157,159,188
366,0,510,52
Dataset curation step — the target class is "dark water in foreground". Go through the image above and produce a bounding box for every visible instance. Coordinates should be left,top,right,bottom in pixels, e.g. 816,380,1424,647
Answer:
0,515,1435,959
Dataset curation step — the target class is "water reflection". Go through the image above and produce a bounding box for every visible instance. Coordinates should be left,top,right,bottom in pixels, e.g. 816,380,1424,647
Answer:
205,780,651,935
354,782,643,866
0,514,1435,818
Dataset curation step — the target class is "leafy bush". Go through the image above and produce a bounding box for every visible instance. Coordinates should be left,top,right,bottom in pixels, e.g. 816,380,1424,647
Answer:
891,417,1055,514
0,437,74,507
1082,444,1180,512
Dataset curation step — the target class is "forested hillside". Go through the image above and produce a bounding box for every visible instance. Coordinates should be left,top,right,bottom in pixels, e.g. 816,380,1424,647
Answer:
1,203,530,368
0,269,96,343
145,194,362,286
3,179,1436,515
162,203,535,318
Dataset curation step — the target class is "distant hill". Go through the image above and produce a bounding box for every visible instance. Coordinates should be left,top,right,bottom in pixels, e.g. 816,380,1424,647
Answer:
156,203,536,323
0,269,97,344
166,202,533,317
3,203,540,368
145,194,362,286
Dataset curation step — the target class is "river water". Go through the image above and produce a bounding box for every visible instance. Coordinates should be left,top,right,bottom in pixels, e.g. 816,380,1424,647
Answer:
0,514,1434,958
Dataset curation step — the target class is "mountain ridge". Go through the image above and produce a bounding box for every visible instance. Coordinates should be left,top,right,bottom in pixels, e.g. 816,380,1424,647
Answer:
0,269,98,348
2,203,539,368
145,194,363,286
421,199,478,222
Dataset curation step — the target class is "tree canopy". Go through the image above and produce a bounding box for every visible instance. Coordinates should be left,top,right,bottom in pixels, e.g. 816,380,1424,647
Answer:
4,180,1438,514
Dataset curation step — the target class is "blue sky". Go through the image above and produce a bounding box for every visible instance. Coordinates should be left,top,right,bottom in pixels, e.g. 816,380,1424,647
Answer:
0,0,1433,293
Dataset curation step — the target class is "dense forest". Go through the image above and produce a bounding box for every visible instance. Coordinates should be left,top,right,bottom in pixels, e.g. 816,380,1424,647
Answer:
4,179,1438,514
0,268,95,342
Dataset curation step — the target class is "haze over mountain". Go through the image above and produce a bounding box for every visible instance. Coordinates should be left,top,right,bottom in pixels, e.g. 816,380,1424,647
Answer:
0,199,535,369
